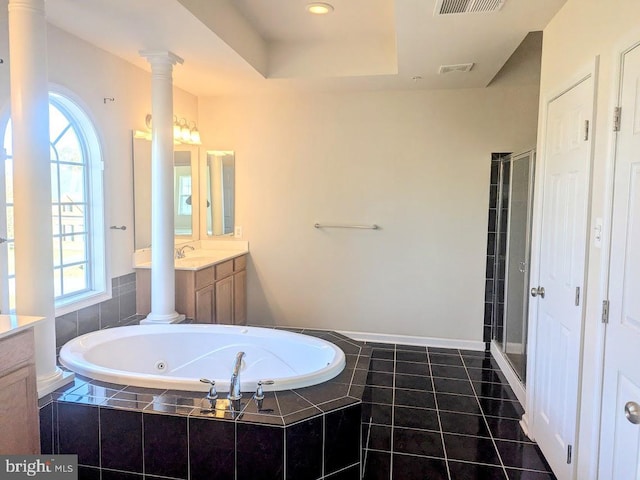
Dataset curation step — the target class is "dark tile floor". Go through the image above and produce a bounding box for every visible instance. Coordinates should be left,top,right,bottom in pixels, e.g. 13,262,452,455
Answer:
361,343,557,480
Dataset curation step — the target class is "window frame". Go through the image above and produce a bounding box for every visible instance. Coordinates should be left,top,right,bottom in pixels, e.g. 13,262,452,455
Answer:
0,86,110,316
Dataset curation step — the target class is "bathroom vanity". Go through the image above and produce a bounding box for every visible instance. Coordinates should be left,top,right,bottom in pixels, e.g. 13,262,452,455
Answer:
0,315,44,454
135,249,247,325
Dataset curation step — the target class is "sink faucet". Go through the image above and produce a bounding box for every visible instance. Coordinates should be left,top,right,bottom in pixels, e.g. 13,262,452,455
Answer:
228,351,246,401
175,244,195,259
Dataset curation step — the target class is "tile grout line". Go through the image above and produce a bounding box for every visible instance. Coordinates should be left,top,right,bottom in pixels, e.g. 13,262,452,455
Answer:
282,421,287,480
389,344,397,480
460,352,510,480
186,415,190,480
361,416,373,478
97,406,102,476
426,346,452,480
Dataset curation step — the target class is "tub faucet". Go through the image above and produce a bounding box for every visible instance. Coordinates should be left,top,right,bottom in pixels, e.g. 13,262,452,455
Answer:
228,351,246,401
175,244,195,259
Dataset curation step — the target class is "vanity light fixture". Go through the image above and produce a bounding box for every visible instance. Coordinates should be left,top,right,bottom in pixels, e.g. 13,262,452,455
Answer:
179,118,191,143
189,121,202,145
173,116,182,140
306,2,334,14
143,114,202,145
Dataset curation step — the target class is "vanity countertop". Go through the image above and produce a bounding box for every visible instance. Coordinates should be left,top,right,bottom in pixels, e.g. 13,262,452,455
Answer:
134,248,248,271
0,314,46,340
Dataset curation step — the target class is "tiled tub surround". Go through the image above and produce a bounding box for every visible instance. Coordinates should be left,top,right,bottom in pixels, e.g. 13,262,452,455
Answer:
39,329,371,480
361,343,556,480
55,273,143,352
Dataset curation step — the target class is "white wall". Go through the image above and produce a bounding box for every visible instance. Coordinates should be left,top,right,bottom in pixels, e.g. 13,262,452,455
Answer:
537,0,640,477
198,85,539,341
0,22,198,279
0,7,539,345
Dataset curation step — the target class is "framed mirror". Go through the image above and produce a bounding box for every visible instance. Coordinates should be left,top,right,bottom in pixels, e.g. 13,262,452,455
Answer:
173,150,194,237
202,150,235,237
132,134,200,249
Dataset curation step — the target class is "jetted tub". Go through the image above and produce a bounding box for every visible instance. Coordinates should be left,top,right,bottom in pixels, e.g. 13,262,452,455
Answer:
59,324,346,392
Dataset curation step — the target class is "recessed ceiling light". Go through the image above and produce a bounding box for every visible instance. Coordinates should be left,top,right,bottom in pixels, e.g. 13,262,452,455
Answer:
307,2,334,15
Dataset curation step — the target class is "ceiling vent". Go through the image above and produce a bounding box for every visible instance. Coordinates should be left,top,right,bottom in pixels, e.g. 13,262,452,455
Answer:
438,63,475,74
435,0,505,15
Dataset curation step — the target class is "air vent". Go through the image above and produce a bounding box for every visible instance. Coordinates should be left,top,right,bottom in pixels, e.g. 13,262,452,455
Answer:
435,0,505,15
438,63,475,74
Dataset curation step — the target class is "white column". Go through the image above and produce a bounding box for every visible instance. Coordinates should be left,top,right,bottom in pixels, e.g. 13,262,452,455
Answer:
139,51,185,324
8,0,72,395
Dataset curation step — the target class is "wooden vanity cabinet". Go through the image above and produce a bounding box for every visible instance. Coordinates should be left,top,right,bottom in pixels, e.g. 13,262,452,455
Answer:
136,254,247,325
233,267,247,325
214,275,233,324
0,329,40,454
194,283,214,323
211,255,247,325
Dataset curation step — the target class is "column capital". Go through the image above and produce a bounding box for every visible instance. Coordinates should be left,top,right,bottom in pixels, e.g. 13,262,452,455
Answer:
8,0,45,15
139,50,184,67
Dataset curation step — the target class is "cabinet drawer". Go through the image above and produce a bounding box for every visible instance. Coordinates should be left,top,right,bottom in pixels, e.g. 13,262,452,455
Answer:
234,255,246,272
195,266,215,290
215,260,234,280
0,330,35,375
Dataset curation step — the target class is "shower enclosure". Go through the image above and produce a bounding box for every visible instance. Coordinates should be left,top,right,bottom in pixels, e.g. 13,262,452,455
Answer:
491,150,535,383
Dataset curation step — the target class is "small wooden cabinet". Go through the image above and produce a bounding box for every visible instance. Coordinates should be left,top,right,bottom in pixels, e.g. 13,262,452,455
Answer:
0,329,40,454
136,254,247,325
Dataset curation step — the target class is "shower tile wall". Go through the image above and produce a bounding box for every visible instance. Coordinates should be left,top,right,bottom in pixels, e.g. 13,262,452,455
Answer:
54,273,144,352
484,153,510,345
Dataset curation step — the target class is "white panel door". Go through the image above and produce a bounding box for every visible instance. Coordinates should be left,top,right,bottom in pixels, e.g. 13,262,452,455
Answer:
532,76,593,480
599,43,640,480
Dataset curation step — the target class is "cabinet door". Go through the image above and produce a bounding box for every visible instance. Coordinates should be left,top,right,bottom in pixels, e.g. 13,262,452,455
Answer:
0,364,39,454
215,276,234,325
195,284,215,324
233,270,247,325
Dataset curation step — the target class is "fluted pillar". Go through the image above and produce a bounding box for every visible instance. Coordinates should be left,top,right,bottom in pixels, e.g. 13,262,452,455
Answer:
139,50,185,324
8,0,72,396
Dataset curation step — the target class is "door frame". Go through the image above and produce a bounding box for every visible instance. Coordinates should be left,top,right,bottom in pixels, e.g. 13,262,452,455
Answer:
524,58,599,478
596,37,640,478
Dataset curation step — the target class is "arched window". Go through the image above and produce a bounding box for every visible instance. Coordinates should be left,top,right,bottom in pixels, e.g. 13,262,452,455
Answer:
1,91,106,312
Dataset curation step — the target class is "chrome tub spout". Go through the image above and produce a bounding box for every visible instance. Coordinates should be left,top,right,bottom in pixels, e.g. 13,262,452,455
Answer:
228,351,245,401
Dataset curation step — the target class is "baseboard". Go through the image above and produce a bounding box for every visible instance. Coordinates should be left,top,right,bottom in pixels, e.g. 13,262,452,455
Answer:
520,413,534,441
337,330,485,351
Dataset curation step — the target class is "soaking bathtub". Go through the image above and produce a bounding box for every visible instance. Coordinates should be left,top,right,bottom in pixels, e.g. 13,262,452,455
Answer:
59,324,346,392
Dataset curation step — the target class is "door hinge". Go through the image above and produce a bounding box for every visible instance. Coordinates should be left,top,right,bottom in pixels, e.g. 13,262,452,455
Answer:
602,300,610,324
575,287,580,306
584,120,590,141
613,106,622,132
567,444,573,464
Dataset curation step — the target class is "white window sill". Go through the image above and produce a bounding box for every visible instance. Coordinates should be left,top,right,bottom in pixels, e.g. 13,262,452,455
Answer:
55,289,112,317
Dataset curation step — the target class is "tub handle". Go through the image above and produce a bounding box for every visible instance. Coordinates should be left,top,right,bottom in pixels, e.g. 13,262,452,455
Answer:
254,380,275,401
199,378,218,400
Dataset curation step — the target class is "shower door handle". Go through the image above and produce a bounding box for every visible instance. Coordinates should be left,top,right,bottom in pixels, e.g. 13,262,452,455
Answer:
530,286,545,298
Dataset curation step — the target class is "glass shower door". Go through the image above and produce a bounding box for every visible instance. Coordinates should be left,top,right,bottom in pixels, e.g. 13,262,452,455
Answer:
500,150,535,382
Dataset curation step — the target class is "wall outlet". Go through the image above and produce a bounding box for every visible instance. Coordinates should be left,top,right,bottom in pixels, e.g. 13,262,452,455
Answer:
234,226,243,238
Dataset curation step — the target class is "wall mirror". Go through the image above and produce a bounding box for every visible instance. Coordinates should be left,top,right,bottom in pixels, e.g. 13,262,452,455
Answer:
132,136,236,249
132,134,200,249
202,150,235,237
